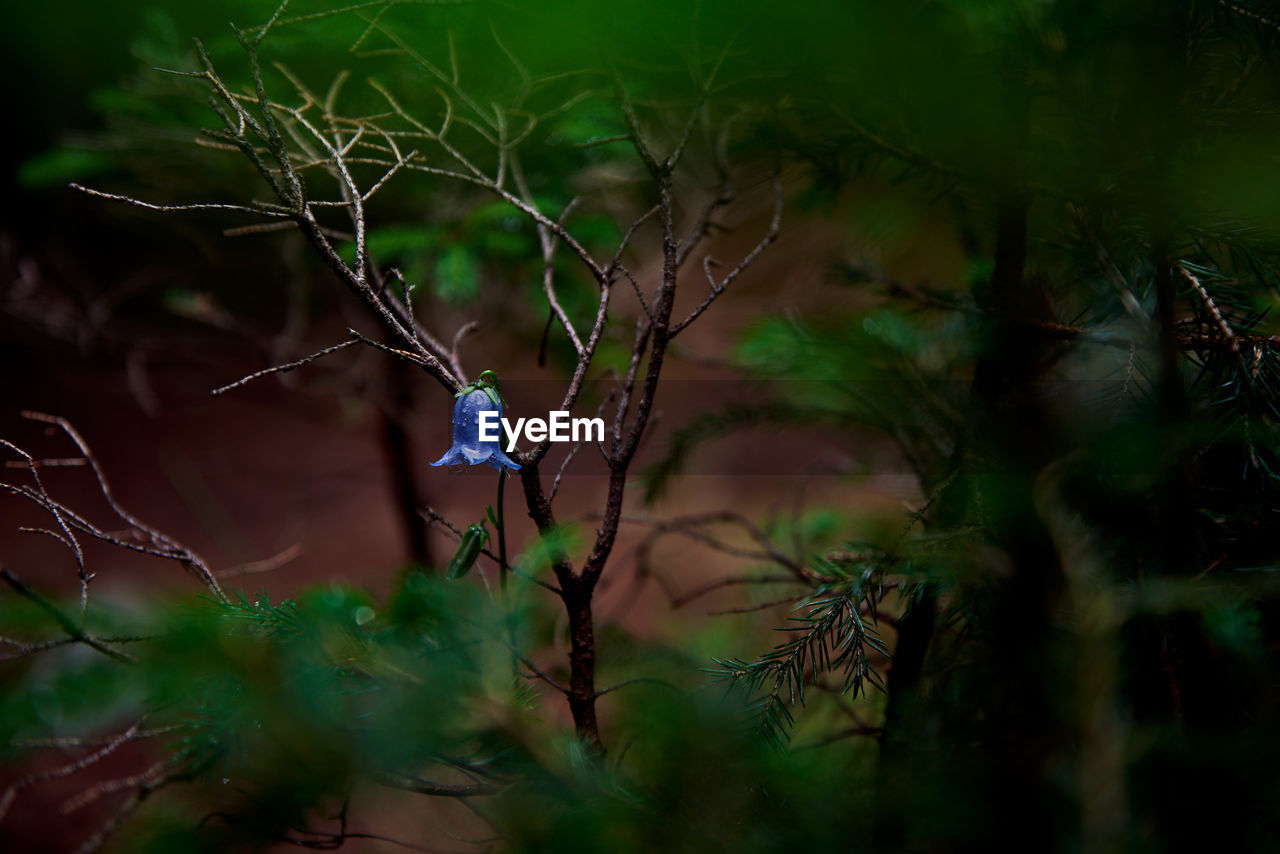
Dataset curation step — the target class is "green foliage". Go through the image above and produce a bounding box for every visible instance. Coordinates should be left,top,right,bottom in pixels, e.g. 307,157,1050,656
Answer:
0,566,894,851
713,564,889,746
492,691,876,854
0,649,140,756
515,524,582,577
0,572,548,839
16,147,117,189
434,244,481,305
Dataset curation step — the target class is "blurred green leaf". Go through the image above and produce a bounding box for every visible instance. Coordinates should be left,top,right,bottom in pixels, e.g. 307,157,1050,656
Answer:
17,147,116,188
434,244,481,304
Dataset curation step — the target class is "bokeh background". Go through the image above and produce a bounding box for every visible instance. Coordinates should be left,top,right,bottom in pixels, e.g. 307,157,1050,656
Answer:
0,0,931,605
8,3,1280,852
2,5,932,847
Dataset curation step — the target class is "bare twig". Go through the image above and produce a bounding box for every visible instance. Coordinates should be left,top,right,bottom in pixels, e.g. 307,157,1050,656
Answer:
215,542,304,579
1178,263,1238,349
671,574,801,609
1,439,87,616
708,593,809,616
0,568,134,663
70,184,289,218
381,773,500,798
616,511,809,580
211,339,359,395
538,197,586,357
671,173,782,336
0,720,147,825
71,762,182,854
13,725,184,751
593,676,679,698
61,759,170,814
549,389,615,502
9,413,227,602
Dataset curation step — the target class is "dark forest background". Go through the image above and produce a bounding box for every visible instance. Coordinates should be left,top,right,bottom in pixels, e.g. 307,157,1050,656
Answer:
4,2,1280,852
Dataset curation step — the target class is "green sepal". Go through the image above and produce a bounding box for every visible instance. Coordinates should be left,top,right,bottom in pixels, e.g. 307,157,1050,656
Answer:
456,369,507,408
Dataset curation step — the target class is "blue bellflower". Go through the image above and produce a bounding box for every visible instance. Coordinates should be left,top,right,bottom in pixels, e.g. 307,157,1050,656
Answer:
431,386,521,471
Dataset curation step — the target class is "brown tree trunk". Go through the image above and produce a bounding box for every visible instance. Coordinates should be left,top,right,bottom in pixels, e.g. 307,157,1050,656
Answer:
380,357,429,566
563,577,603,754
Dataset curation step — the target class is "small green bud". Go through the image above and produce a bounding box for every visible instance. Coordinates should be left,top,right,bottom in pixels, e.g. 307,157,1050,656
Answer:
446,522,489,580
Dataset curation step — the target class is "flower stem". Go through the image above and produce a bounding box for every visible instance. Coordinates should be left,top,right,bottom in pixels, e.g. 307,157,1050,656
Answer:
496,469,508,590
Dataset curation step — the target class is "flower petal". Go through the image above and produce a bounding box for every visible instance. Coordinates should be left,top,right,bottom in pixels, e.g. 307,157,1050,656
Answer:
487,448,521,471
430,447,465,467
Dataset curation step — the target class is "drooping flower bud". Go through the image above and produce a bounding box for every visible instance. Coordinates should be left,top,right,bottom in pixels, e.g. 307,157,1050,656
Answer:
430,384,521,472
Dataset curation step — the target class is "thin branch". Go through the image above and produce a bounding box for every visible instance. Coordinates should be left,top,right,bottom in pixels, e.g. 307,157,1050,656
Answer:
617,511,808,579
1179,262,1238,349
1,481,225,590
381,773,499,798
549,385,618,502
70,762,182,854
575,134,630,148
379,267,462,377
708,593,809,616
13,725,184,751
69,184,289,218
211,339,359,395
3,457,86,469
502,642,569,695
671,173,782,336
538,197,585,357
1,439,87,616
450,320,478,371
346,327,434,366
606,205,660,318
1218,0,1280,34
215,542,304,579
593,676,679,698
61,759,169,814
671,574,800,609
0,720,146,825
0,568,133,664
16,412,227,602
676,119,737,267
